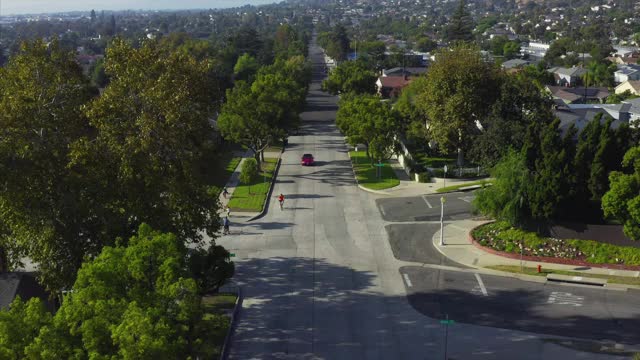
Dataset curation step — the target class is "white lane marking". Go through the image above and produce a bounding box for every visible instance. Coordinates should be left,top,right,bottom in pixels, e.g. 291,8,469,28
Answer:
474,273,488,296
403,273,413,287
547,291,583,306
422,196,433,208
380,206,387,216
459,195,475,203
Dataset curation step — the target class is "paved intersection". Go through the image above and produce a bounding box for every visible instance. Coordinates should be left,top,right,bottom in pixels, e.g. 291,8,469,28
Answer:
214,36,635,359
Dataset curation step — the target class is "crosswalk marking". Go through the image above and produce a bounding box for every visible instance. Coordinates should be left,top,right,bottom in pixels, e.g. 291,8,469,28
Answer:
403,273,413,287
547,291,584,307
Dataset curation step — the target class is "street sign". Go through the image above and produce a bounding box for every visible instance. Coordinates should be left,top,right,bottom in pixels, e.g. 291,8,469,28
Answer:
374,163,386,167
230,253,236,257
440,320,455,325
444,165,448,173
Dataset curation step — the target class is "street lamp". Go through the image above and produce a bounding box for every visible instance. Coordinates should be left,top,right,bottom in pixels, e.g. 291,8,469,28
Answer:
440,196,446,246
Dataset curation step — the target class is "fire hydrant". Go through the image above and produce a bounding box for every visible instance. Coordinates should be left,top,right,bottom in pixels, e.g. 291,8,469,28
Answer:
537,264,542,273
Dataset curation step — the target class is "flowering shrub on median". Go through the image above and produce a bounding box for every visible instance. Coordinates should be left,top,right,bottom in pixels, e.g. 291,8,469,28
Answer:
472,221,640,265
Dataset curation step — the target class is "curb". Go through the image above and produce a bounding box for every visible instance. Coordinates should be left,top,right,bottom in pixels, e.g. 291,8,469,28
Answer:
219,286,243,360
346,150,394,196
468,224,640,272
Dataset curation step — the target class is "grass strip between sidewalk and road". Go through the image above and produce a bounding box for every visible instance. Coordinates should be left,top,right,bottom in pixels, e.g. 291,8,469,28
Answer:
436,180,491,193
349,151,399,190
227,157,277,212
202,293,238,357
486,265,640,286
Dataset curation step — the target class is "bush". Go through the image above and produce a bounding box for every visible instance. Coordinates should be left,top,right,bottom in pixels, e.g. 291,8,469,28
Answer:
418,172,431,183
472,221,640,265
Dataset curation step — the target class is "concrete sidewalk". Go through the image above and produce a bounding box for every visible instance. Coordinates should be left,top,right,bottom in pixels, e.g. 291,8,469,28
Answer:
433,219,640,279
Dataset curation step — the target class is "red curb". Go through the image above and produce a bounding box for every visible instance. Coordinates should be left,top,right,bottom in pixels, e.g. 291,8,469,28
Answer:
468,226,640,271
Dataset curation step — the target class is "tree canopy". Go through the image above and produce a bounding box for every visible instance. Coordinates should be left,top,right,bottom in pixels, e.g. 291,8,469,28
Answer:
602,147,640,240
0,224,233,359
322,60,377,96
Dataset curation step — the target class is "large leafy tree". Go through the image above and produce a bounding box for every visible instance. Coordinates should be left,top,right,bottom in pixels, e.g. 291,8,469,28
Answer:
318,24,350,62
602,147,640,240
80,38,223,253
469,74,554,168
233,53,259,83
414,43,502,164
322,60,377,96
0,39,96,290
336,94,399,162
8,224,233,358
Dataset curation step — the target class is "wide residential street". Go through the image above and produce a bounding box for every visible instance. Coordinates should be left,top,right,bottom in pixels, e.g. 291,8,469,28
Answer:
216,35,640,359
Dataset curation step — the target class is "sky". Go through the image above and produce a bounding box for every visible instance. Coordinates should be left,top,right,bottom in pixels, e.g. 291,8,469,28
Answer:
0,0,280,15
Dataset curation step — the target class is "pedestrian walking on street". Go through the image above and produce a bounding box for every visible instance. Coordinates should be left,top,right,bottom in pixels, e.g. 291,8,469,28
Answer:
225,205,231,217
223,216,230,235
222,187,229,199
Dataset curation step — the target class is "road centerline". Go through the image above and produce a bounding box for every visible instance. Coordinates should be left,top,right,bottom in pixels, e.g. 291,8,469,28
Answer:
474,273,488,296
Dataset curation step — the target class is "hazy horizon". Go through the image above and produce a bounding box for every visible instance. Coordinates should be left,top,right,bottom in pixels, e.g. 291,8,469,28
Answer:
0,0,280,16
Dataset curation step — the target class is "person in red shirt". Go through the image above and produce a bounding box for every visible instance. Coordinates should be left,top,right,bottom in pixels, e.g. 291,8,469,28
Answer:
278,194,285,210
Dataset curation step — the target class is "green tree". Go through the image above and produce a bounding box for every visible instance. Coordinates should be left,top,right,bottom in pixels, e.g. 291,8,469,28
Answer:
469,74,554,168
414,43,502,165
0,297,52,360
518,63,555,87
80,38,223,252
414,37,437,53
234,53,259,83
446,0,475,42
473,150,529,225
23,224,231,358
322,60,377,95
0,39,95,290
490,35,508,56
503,41,520,59
588,117,616,200
187,244,235,295
322,24,350,62
90,58,108,87
602,147,640,240
336,94,398,162
240,158,259,194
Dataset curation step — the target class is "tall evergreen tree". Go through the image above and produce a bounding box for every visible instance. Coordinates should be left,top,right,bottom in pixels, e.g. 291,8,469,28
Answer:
446,0,475,42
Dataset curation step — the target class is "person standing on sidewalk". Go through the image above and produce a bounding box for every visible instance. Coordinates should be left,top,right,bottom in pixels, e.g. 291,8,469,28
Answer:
222,187,229,199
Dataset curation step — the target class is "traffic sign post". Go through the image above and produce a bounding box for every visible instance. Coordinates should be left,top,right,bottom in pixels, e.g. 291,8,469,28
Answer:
443,165,448,189
440,196,446,246
441,315,454,360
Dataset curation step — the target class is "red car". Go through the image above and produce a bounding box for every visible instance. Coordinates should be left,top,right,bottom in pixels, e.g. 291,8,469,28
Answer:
301,153,315,166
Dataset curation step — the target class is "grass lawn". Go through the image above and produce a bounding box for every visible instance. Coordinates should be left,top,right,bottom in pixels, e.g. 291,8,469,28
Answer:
201,293,238,357
227,158,277,212
436,180,491,193
486,265,640,286
349,151,399,190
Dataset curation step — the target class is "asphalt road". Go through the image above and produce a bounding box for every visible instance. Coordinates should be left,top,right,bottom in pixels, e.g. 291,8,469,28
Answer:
213,35,630,359
401,266,640,344
376,193,476,222
386,223,469,268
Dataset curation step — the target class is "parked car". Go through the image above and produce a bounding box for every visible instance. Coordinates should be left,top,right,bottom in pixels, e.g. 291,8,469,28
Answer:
301,153,315,166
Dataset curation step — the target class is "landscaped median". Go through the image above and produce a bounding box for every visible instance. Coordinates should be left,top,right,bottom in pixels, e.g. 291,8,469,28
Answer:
472,221,640,269
227,158,278,212
348,150,399,190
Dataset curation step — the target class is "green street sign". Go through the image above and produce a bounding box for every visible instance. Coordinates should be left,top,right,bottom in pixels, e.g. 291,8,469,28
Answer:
230,253,236,257
440,320,455,325
374,163,386,167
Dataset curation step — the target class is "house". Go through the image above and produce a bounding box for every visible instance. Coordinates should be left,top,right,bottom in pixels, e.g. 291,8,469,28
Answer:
613,46,640,58
546,85,609,104
501,59,530,70
548,66,587,87
376,76,412,99
554,101,631,135
521,41,550,59
614,64,640,84
615,80,640,95
0,272,53,311
382,67,427,77
622,98,640,123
